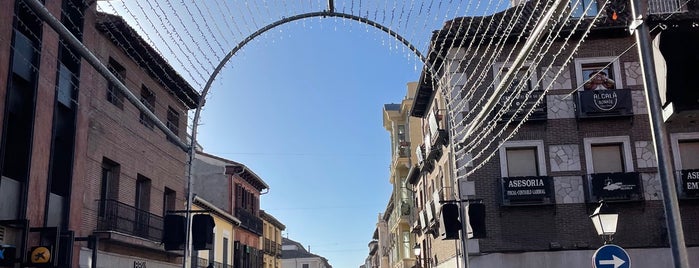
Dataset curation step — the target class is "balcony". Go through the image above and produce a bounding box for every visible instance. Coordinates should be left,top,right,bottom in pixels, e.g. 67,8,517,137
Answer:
501,176,554,205
585,172,643,202
649,0,688,14
498,90,547,122
235,208,263,235
263,238,281,256
575,89,633,118
96,199,163,241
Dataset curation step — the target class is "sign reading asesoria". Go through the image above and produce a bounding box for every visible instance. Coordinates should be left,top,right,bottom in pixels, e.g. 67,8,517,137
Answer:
502,176,553,204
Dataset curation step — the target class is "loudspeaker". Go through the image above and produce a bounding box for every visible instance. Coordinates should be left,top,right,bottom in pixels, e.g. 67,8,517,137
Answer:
192,214,215,250
468,203,486,239
162,214,186,250
440,203,461,240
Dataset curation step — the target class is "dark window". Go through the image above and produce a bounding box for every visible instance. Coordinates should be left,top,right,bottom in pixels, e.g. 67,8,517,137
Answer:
223,237,229,267
303,264,309,268
139,85,155,129
99,158,120,217
167,106,180,141
107,58,125,108
581,63,616,90
163,187,176,215
679,140,699,170
135,175,151,211
135,175,152,237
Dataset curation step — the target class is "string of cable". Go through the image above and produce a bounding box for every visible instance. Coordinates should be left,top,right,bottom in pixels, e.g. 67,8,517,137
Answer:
454,1,613,178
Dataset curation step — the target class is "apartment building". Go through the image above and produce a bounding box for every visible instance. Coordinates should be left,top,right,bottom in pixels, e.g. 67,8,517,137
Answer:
281,237,332,268
380,82,424,268
192,151,269,268
0,1,200,267
260,210,285,268
191,196,241,268
409,0,699,267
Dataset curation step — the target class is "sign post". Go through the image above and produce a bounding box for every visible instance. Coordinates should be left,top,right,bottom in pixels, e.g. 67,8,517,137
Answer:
592,244,630,268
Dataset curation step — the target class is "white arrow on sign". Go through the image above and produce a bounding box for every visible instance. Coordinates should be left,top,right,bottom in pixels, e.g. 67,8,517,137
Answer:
599,255,626,268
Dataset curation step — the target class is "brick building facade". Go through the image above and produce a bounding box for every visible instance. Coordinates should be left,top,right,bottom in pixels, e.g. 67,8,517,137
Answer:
408,1,699,267
0,1,199,267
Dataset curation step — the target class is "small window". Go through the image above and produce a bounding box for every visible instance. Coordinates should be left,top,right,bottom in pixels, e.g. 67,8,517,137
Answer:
493,63,539,92
581,63,616,90
163,187,176,215
135,175,151,211
570,0,599,17
679,140,699,169
575,57,622,90
591,144,624,173
139,85,155,129
106,58,125,109
506,147,539,177
584,136,633,174
99,158,120,217
499,140,547,177
302,264,309,268
166,106,180,136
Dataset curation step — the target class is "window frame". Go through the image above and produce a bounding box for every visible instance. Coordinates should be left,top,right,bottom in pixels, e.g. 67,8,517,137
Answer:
139,85,156,129
106,57,125,109
498,140,547,177
569,0,600,18
574,57,623,90
583,136,634,174
492,62,540,93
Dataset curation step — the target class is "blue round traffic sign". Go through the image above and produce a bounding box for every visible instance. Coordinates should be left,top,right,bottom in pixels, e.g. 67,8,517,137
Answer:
592,244,630,268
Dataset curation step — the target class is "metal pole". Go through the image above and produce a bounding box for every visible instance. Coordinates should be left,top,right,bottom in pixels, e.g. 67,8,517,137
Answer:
629,0,689,267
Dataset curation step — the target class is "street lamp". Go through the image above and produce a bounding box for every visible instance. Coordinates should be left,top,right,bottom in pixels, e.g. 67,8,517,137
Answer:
590,201,618,244
413,243,421,268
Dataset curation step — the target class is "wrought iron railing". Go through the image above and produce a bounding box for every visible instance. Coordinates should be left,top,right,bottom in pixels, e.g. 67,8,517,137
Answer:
235,208,263,235
649,0,688,14
96,199,163,241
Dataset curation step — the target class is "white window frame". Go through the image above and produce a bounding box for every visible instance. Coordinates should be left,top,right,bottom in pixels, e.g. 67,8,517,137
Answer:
574,57,624,90
670,132,699,171
492,62,540,92
499,140,547,177
583,136,634,173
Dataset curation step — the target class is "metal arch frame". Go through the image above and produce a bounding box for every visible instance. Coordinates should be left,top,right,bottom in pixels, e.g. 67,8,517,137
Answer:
184,10,438,267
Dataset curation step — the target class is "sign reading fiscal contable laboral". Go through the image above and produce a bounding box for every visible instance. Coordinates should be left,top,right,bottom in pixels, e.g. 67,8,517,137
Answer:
592,244,630,268
502,176,553,203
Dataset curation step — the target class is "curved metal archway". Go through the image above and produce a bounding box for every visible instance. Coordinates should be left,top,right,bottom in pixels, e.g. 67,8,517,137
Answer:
183,10,439,266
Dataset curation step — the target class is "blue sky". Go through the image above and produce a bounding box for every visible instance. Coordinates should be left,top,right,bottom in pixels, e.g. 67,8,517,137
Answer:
196,19,420,267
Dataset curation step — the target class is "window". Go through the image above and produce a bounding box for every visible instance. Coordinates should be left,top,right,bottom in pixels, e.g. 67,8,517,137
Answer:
591,144,624,173
499,140,547,177
570,0,599,17
678,141,699,170
99,158,120,217
106,58,125,108
140,85,155,129
506,147,539,176
163,187,176,215
135,175,151,211
223,237,229,267
583,136,634,173
574,57,623,90
167,106,180,137
492,63,539,92
302,264,309,268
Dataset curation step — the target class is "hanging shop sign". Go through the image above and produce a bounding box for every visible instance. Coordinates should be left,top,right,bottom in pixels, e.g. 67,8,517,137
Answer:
576,89,633,118
681,169,699,197
590,172,642,201
502,176,553,204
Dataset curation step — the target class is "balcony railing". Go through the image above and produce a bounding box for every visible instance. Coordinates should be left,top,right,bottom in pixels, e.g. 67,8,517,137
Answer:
96,199,163,241
649,0,688,14
235,208,263,235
